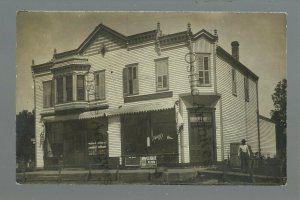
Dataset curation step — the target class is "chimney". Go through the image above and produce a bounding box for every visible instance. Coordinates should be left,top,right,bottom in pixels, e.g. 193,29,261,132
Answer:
231,41,239,61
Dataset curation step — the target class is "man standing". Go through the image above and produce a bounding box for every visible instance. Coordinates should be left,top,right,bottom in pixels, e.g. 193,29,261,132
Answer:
238,139,250,173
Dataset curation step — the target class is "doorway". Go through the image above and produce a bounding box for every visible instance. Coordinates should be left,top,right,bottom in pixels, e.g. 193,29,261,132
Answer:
188,111,216,165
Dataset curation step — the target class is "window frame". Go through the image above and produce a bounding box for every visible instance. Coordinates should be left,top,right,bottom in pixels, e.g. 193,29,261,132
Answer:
43,80,53,108
155,57,169,92
196,53,211,87
232,68,237,96
65,75,73,102
77,74,85,101
124,63,139,96
56,77,64,104
244,76,249,102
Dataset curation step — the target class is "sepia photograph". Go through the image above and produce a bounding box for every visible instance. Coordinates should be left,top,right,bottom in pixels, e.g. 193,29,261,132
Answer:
16,11,287,185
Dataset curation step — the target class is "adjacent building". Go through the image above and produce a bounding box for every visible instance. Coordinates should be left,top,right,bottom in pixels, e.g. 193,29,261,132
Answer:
31,23,268,169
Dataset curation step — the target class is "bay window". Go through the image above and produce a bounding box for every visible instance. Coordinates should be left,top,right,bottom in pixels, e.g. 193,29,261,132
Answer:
77,75,85,101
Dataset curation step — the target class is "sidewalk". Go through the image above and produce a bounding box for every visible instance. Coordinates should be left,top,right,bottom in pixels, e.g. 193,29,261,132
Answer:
16,166,285,185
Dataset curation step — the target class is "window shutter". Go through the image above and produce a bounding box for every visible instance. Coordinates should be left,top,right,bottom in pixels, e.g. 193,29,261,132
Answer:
132,66,139,95
123,68,128,96
94,73,99,99
99,71,105,100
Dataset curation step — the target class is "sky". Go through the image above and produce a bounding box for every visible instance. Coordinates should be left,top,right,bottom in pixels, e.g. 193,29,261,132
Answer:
16,12,286,117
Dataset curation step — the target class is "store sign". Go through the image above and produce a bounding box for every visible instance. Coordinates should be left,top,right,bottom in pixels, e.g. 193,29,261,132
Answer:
88,141,107,156
140,156,157,168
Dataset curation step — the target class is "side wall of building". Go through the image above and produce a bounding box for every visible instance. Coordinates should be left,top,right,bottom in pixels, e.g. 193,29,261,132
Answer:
259,117,276,158
34,73,54,168
216,56,259,160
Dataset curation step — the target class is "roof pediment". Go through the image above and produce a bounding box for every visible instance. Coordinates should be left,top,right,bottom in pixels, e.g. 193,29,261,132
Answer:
192,29,218,42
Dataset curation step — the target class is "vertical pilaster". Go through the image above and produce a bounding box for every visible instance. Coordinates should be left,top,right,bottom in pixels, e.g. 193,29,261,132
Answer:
73,74,77,101
108,116,122,165
63,76,67,102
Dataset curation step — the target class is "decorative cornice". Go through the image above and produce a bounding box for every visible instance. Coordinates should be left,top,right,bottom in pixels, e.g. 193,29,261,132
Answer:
51,65,90,75
160,31,188,47
32,62,53,74
216,46,259,81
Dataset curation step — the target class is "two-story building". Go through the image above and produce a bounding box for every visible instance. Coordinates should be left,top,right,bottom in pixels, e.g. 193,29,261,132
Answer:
31,23,263,169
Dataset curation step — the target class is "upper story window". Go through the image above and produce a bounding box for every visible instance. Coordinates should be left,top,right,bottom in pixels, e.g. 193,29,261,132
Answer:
43,80,54,108
244,76,249,102
55,74,85,104
123,64,139,96
232,68,237,96
66,75,73,102
77,75,85,101
56,77,64,104
155,58,169,91
196,54,211,86
94,70,106,100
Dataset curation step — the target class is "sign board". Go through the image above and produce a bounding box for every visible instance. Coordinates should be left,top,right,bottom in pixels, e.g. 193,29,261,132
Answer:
125,156,140,166
88,141,107,156
140,156,157,168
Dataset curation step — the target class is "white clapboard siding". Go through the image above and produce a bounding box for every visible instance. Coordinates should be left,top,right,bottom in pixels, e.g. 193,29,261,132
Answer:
85,35,216,110
259,117,276,158
83,32,125,56
34,73,53,168
108,116,122,164
180,98,190,163
215,100,222,161
216,56,258,159
245,79,259,152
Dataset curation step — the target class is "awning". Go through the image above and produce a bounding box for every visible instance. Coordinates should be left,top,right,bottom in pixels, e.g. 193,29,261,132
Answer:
42,109,106,122
107,101,175,116
180,93,220,108
42,101,175,122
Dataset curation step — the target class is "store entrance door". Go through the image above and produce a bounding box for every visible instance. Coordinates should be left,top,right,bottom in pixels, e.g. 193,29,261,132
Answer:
63,121,86,167
189,111,216,165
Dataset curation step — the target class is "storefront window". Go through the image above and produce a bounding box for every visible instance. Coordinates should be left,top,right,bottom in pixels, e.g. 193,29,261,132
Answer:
86,118,108,165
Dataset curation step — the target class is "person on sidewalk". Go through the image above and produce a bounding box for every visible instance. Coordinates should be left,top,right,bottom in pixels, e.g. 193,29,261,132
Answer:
238,139,250,173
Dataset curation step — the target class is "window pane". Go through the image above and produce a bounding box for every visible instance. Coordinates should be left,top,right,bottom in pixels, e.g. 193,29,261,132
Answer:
205,72,209,84
43,81,52,107
128,67,133,80
66,75,73,102
133,67,136,79
157,76,162,88
129,80,133,95
204,57,209,70
163,75,168,88
199,78,204,84
57,77,63,104
77,75,85,101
